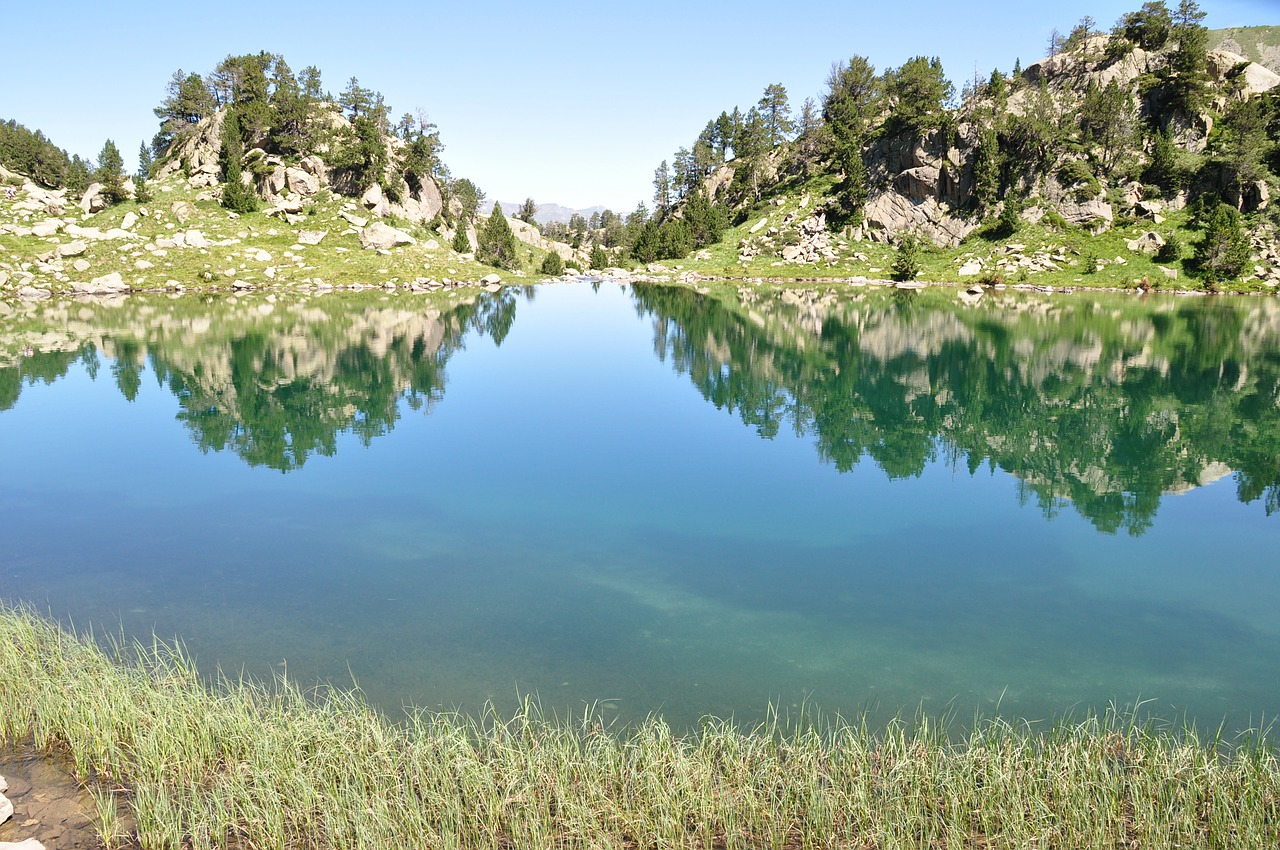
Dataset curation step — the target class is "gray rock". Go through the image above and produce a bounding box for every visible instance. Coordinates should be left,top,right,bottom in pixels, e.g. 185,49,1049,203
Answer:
1058,198,1113,225
184,229,211,249
57,240,88,257
0,790,11,823
17,287,51,300
72,259,91,272
958,260,983,276
170,200,196,223
0,840,48,850
31,219,64,237
285,167,319,196
297,230,326,245
1127,232,1166,254
79,182,109,214
121,211,138,230
1134,199,1164,218
479,273,502,285
358,221,415,251
339,210,369,228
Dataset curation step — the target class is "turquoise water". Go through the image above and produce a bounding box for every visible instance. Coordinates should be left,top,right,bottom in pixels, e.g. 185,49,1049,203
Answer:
1,282,1278,731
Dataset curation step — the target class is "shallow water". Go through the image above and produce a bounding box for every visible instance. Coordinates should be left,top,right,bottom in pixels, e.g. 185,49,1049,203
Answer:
1,282,1278,732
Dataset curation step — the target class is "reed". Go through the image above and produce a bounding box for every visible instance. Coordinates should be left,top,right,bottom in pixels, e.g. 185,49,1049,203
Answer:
1,605,1276,849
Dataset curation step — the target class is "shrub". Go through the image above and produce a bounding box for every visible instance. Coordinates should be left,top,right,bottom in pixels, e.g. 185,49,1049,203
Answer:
540,251,564,276
1155,232,1183,263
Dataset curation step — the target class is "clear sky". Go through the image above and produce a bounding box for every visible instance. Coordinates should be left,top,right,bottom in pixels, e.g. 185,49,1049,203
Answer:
1,1,1274,212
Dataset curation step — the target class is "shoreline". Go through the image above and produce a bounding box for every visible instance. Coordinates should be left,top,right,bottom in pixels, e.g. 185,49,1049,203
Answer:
1,606,1277,849
0,271,1271,304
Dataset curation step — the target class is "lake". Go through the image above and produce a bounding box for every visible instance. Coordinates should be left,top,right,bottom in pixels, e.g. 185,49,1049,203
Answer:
1,281,1278,733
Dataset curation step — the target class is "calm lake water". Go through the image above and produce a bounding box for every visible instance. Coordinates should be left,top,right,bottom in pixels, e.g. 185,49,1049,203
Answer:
1,281,1278,733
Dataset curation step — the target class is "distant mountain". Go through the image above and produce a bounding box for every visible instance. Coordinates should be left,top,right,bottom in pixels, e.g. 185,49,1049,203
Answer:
1210,26,1280,73
497,201,606,226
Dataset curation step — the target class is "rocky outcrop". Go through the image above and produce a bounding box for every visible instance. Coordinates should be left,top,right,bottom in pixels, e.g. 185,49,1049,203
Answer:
154,106,446,227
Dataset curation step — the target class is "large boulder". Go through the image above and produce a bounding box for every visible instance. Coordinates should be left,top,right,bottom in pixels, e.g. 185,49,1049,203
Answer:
285,167,319,196
359,221,415,250
1058,197,1114,226
862,193,978,247
79,183,109,214
1126,231,1165,254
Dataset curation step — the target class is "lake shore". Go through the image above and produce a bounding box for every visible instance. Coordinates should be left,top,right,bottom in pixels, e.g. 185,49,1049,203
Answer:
2,605,1277,849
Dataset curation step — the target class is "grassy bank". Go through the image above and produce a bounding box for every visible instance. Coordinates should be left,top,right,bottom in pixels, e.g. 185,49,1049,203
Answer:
1,606,1277,849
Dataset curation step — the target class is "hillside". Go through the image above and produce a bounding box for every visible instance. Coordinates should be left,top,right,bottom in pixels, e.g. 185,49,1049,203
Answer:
640,9,1280,292
1210,25,1280,73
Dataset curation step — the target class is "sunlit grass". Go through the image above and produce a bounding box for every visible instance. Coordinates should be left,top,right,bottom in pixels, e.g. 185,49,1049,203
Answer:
1,604,1277,849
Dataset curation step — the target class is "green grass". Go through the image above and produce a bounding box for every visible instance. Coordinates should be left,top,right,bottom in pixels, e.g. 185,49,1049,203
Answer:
1,604,1277,849
0,178,533,294
657,179,1275,295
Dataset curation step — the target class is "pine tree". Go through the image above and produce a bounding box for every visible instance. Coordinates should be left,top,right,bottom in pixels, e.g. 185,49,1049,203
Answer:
93,140,128,205
516,197,538,224
824,55,880,225
477,203,519,270
219,111,259,213
452,225,472,254
653,160,672,212
892,233,922,281
1194,202,1251,286
758,83,795,146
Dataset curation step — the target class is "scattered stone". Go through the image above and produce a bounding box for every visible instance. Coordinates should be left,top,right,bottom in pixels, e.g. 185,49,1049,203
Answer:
958,260,983,276
340,210,369,228
56,241,88,258
30,220,63,238
170,200,197,223
74,271,128,295
1157,265,1179,279
297,230,326,245
479,273,502,285
72,259,90,272
121,211,138,230
748,217,768,234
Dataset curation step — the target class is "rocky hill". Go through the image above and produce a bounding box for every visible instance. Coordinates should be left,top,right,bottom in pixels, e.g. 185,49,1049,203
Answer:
1209,25,1280,73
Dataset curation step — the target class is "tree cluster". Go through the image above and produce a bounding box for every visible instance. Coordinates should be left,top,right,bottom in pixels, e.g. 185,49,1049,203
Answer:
0,119,91,192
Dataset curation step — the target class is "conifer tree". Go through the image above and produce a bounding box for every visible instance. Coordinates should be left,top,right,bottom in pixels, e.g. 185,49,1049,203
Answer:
452,225,472,254
93,140,128,205
218,111,259,213
477,203,519,270
1194,202,1251,286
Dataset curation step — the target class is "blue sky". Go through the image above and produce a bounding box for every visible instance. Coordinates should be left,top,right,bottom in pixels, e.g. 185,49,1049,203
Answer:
2,1,1274,211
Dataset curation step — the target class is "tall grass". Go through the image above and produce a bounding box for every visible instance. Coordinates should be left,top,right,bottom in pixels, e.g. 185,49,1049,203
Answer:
1,604,1276,849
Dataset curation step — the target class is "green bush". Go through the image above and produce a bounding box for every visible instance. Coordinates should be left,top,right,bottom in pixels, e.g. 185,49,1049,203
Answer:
540,251,564,276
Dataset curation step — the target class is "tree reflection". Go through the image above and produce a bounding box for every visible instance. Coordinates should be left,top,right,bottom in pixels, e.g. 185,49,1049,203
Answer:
633,285,1280,534
0,290,516,471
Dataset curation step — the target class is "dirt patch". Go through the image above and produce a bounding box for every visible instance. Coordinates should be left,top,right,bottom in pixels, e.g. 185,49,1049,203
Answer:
0,746,130,850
